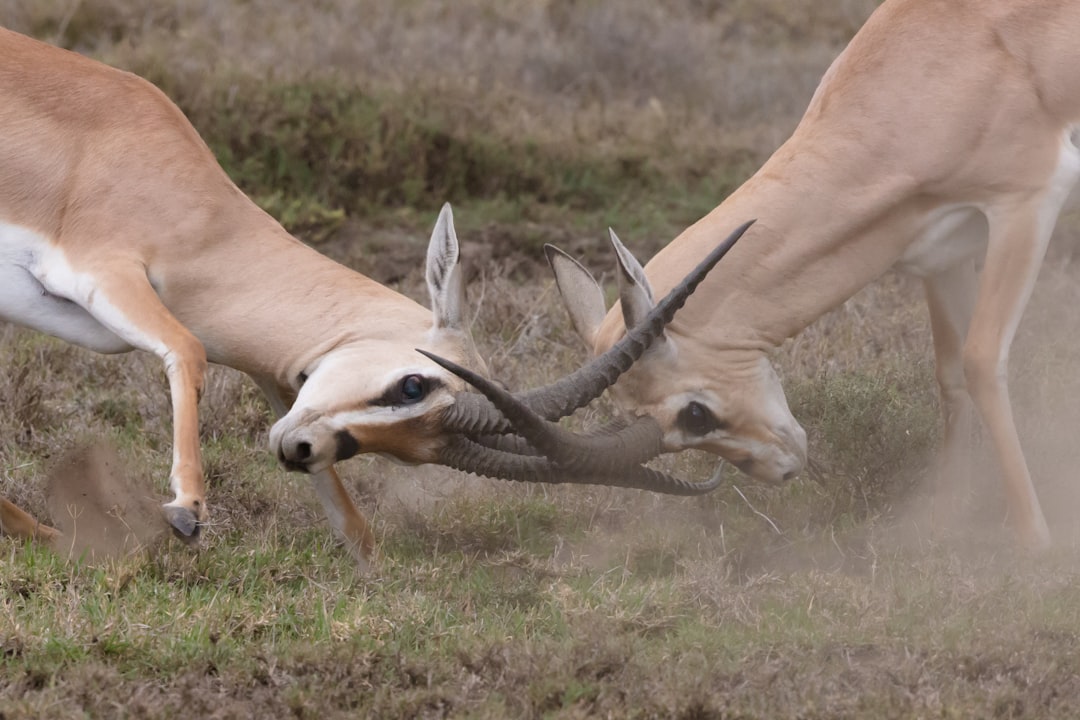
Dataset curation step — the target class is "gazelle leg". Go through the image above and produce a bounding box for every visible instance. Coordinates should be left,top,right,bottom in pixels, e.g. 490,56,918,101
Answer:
257,381,375,570
311,467,376,571
50,267,209,539
0,497,60,545
924,259,978,512
963,203,1056,549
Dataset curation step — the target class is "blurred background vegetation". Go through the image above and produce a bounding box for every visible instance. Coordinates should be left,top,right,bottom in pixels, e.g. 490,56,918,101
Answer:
1,0,879,244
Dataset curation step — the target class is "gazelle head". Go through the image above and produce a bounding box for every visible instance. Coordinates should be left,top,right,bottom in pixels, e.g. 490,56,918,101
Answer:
546,227,807,485
271,207,755,495
270,203,488,474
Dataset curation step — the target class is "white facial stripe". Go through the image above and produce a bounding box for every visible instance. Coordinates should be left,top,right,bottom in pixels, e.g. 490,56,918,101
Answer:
380,364,443,381
659,361,804,462
329,401,445,429
304,360,447,397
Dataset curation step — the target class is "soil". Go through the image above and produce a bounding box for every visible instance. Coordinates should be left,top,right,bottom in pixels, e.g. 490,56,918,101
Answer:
45,441,170,561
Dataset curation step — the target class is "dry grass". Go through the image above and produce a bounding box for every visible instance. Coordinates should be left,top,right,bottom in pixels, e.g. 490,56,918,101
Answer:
5,0,1080,717
6,251,1080,716
0,0,880,244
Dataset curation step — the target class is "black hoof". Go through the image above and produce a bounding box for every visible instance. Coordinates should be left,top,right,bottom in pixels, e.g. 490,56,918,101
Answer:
163,505,201,545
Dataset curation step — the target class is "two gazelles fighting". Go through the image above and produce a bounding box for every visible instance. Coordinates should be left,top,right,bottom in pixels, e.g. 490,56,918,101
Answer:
5,0,1080,564
401,0,1080,553
0,26,744,569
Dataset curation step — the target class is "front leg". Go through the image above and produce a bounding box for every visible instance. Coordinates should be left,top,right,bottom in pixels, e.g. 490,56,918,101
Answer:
311,467,376,571
257,380,375,570
964,202,1056,549
42,262,209,539
159,328,209,540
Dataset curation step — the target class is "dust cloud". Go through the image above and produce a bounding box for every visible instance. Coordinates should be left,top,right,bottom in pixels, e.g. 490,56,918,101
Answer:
45,440,169,561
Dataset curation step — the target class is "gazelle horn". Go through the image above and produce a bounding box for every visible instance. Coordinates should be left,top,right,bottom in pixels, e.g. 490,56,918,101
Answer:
438,219,755,436
421,348,669,473
438,435,726,496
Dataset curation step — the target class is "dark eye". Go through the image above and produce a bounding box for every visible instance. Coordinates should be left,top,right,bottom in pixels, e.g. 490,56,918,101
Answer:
297,371,309,387
400,374,426,403
676,401,724,436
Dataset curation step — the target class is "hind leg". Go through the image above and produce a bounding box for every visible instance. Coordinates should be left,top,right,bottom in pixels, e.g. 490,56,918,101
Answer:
924,259,978,515
0,497,60,545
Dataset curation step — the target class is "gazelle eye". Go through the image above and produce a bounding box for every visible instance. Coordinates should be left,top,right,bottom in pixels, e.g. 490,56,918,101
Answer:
677,401,724,436
401,375,426,403
297,371,309,387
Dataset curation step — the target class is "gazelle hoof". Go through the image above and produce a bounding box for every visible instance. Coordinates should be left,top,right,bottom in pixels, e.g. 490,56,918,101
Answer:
163,505,201,543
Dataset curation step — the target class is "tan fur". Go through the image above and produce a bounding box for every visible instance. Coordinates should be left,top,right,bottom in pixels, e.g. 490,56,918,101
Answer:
0,28,482,566
571,0,1080,548
0,498,60,545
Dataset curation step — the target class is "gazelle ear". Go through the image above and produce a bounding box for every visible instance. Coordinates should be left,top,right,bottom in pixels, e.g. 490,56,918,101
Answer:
608,228,661,336
426,203,466,330
545,244,607,348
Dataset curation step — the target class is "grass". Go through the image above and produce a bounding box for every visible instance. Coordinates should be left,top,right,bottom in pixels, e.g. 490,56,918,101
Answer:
6,518,1080,717
5,0,1080,717
6,273,1080,716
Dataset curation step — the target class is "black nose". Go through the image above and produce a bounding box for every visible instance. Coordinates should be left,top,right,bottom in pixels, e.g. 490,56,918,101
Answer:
783,471,797,482
278,438,314,472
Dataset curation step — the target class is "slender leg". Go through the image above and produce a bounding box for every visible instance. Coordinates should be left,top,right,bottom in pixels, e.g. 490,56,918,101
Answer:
923,259,978,513
44,265,209,538
257,380,375,570
311,467,376,571
0,497,60,545
963,202,1056,548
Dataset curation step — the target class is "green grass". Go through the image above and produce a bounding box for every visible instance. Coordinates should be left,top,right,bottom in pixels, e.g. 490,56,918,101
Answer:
9,302,1078,717
6,521,1080,718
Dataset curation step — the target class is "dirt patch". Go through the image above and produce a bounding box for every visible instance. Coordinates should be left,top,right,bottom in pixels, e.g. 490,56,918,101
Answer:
45,440,169,561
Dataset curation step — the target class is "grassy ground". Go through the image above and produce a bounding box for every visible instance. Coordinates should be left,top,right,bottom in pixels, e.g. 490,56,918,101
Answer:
5,1,1080,718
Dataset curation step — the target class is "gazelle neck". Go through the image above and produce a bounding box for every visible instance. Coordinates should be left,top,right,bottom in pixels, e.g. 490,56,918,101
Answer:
619,138,925,353
166,205,431,388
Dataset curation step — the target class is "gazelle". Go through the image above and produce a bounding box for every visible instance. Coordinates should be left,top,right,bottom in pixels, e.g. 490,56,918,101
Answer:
445,0,1080,549
0,28,735,566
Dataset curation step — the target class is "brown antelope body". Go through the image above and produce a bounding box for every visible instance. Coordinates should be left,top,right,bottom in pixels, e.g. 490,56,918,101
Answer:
0,24,504,567
0,27,738,566
535,0,1080,548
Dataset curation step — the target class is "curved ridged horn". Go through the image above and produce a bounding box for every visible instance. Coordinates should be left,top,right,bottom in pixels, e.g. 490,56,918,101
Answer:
468,432,543,456
439,219,755,435
439,435,726,495
422,350,669,474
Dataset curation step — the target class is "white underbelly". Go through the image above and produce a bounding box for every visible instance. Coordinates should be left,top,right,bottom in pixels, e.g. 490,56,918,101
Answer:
0,221,132,354
895,205,988,278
